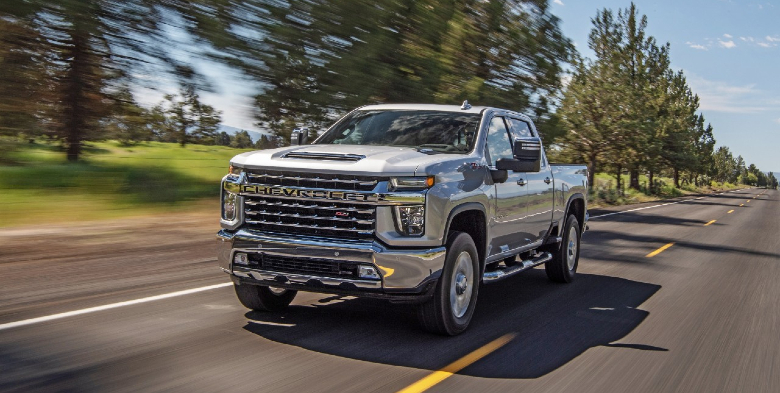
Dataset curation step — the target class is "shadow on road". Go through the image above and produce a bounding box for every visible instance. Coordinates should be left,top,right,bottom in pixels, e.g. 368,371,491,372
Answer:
242,271,661,379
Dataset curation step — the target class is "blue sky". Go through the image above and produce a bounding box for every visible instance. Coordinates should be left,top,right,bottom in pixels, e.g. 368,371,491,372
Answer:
551,0,780,172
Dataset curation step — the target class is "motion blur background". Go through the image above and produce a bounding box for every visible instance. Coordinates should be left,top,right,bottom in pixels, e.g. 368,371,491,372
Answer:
0,0,777,227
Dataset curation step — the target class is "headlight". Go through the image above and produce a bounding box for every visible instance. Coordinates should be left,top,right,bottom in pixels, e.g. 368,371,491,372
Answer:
228,164,242,176
389,176,434,191
395,205,425,236
222,190,237,221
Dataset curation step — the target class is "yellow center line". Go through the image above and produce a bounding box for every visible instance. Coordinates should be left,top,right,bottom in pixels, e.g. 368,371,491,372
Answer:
646,243,675,258
740,204,744,207
727,210,734,214
396,333,516,393
746,200,751,203
704,219,717,226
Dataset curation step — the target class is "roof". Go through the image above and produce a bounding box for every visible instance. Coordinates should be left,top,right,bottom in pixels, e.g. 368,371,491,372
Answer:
357,103,488,115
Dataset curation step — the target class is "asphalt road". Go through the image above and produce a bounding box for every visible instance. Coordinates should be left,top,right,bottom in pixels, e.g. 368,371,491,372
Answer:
0,188,778,393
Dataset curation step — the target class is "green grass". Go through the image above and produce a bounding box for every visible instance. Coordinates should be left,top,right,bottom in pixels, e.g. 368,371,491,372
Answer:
0,140,253,227
589,172,744,208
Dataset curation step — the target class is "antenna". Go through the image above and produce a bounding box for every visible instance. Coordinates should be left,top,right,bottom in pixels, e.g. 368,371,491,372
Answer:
461,100,472,110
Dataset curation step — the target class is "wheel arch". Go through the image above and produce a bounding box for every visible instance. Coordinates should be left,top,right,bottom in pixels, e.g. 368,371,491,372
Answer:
443,203,488,272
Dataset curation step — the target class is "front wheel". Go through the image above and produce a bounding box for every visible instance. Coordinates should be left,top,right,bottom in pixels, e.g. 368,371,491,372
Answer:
234,284,297,311
545,214,581,283
417,231,480,335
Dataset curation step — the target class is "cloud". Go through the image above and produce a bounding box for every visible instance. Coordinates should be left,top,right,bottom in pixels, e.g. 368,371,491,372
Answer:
686,41,708,50
718,40,736,49
740,36,755,42
758,42,772,48
723,33,733,38
553,0,564,5
766,36,780,42
686,73,778,114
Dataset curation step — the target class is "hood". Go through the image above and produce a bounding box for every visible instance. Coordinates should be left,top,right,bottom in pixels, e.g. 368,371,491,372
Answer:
231,144,474,177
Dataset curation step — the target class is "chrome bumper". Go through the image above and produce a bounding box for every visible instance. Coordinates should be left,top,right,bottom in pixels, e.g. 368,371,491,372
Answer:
217,229,446,294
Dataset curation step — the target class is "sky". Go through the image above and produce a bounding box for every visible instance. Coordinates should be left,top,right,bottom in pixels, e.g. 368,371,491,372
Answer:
136,0,779,173
550,0,780,172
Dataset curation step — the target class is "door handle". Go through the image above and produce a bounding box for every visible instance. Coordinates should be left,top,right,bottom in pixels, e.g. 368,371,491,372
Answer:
544,177,551,184
517,179,526,186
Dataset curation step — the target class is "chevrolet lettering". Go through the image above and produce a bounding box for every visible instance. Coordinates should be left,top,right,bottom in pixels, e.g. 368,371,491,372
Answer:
240,185,374,202
218,103,588,335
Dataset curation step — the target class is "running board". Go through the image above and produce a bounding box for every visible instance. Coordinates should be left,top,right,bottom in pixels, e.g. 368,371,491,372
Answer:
483,252,553,283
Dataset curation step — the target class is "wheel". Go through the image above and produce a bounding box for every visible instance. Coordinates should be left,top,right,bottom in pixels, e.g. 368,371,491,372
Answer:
417,231,480,335
234,283,297,311
545,214,580,283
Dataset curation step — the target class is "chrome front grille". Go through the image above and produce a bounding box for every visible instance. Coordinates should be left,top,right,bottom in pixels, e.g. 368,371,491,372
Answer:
245,170,380,191
242,171,382,240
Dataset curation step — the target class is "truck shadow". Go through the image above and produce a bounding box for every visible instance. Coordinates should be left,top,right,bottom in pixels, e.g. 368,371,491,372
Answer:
242,271,661,379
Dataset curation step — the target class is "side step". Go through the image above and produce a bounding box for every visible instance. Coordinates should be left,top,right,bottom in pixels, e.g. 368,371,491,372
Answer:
482,252,553,283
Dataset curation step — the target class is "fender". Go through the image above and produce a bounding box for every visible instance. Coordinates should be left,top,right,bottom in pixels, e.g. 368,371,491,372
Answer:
442,202,488,270
541,193,586,251
559,193,586,233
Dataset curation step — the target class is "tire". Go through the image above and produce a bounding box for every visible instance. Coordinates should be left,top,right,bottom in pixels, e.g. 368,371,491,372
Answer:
417,231,480,335
545,214,580,283
234,283,297,312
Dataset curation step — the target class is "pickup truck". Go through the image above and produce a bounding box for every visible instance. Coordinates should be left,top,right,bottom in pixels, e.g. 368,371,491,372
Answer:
217,103,588,335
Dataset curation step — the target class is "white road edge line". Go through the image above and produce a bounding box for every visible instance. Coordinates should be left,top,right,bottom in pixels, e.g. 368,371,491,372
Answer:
590,189,750,220
590,201,684,219
0,282,233,331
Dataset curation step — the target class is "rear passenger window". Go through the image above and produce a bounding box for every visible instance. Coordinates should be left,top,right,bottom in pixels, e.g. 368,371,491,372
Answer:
508,118,533,139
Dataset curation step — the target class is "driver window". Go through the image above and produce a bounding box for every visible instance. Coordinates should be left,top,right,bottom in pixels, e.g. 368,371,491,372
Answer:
485,116,513,166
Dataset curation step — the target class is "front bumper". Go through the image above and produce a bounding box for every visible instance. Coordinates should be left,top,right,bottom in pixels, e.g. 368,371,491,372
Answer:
217,229,446,301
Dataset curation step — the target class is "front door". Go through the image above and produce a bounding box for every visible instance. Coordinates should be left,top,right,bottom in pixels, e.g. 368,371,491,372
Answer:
486,115,530,257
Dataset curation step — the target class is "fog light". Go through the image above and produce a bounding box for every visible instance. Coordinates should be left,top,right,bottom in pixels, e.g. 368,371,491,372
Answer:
233,253,248,266
358,265,381,280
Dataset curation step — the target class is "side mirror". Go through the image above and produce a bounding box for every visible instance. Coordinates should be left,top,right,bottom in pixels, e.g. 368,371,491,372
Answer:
290,127,309,145
496,137,542,172
513,137,542,161
490,168,508,184
496,158,540,172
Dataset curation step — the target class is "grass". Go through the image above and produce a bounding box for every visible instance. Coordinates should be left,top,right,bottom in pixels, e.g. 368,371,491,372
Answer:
0,139,252,227
589,172,744,208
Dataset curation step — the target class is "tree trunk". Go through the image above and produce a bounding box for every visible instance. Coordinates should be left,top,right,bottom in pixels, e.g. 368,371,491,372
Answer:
64,30,88,162
587,153,596,191
649,171,655,194
615,164,622,196
629,169,640,190
674,168,680,188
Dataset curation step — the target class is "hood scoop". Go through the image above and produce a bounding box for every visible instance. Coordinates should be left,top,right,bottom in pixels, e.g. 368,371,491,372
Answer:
283,151,366,162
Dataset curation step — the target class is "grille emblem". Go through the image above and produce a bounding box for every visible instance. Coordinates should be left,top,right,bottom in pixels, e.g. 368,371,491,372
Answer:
335,212,349,217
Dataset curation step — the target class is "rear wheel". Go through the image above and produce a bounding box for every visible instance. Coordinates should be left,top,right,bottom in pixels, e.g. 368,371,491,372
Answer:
234,284,297,311
417,231,480,335
545,214,580,283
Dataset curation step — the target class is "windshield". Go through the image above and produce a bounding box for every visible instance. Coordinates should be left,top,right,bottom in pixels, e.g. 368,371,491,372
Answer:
315,110,481,154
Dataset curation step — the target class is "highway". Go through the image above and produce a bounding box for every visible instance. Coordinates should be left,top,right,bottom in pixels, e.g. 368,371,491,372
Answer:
0,188,777,392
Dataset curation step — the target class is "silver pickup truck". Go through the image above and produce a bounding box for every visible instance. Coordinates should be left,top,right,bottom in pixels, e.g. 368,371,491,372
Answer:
217,103,588,335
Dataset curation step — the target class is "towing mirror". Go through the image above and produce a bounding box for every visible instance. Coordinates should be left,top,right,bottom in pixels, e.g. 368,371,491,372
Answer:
499,137,542,172
496,158,539,173
290,127,309,145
